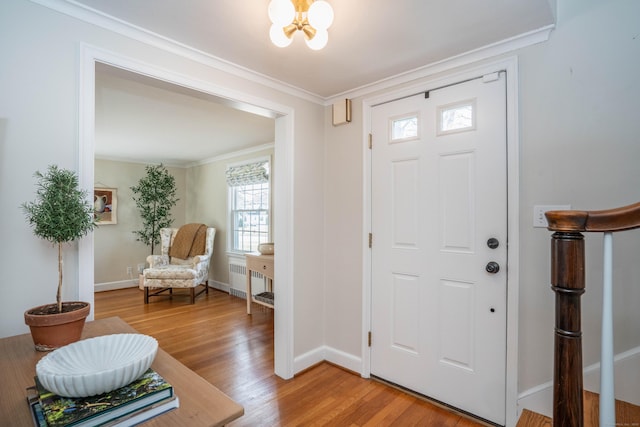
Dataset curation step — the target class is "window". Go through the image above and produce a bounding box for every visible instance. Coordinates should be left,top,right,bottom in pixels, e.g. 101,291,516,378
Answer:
437,99,476,135
390,113,419,143
227,159,270,253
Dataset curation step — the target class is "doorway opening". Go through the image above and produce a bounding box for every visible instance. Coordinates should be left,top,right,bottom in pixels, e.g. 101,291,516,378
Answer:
78,45,295,379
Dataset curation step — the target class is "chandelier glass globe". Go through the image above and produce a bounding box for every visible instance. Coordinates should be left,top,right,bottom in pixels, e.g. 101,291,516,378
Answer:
305,28,328,50
270,23,293,47
268,0,295,27
307,1,334,30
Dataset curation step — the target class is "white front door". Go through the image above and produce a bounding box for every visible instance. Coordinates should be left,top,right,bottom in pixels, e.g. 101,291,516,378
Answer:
370,73,508,425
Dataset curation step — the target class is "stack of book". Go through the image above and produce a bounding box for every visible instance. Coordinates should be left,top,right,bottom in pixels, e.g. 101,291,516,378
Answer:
26,368,179,427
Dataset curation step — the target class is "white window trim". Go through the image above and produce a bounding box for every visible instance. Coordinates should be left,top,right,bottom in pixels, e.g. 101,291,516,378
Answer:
226,155,272,255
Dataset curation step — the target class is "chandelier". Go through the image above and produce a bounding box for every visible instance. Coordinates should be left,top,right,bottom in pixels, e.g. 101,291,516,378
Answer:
268,0,334,50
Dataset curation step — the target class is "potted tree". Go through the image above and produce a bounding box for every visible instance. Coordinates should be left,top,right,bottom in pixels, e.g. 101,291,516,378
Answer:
130,164,178,256
22,165,98,351
131,164,178,289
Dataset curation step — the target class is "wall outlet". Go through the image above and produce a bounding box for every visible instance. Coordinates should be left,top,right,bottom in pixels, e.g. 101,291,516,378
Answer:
126,266,133,275
533,205,571,228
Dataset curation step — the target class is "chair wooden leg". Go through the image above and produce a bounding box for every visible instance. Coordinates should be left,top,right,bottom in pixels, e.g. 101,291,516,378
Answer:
205,281,209,294
145,283,209,305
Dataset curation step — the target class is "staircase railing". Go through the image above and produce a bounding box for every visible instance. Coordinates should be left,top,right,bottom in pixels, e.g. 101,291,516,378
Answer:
545,201,640,427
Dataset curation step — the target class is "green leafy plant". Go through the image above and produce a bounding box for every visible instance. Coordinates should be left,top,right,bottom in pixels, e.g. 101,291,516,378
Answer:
22,165,98,313
130,164,178,255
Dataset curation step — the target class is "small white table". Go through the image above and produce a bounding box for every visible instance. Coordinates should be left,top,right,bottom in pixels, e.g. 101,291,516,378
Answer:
245,253,274,314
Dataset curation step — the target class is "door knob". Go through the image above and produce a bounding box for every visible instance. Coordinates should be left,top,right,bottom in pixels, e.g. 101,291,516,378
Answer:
486,261,500,274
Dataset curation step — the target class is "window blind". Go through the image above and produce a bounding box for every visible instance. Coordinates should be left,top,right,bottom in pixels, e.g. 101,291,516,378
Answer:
225,161,269,186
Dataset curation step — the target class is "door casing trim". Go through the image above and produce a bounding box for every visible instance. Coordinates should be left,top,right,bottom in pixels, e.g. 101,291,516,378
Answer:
78,43,296,380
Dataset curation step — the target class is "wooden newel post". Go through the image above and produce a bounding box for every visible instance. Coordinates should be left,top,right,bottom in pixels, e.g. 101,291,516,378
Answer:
550,231,585,427
546,202,640,426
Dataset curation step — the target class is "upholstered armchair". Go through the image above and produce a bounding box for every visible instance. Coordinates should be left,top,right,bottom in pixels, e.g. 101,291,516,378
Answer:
143,226,216,304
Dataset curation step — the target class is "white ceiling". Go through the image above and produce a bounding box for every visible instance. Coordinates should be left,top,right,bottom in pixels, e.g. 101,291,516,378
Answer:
95,63,276,166
77,0,555,165
75,0,555,98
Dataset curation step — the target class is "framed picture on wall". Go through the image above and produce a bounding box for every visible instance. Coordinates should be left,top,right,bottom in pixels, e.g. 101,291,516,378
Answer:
94,187,117,224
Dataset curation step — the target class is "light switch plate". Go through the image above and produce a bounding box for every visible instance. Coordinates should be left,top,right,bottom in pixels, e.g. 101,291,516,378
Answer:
533,205,571,228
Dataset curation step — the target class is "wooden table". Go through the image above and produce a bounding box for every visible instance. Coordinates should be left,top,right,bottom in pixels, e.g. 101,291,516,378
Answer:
245,253,274,314
0,317,244,426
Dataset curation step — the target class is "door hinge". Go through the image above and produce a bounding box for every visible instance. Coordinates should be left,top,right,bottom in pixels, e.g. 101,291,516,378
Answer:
368,233,372,248
368,331,372,347
368,133,373,149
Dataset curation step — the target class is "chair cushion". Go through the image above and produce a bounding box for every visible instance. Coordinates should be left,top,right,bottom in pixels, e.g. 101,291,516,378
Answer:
144,266,197,280
170,257,195,266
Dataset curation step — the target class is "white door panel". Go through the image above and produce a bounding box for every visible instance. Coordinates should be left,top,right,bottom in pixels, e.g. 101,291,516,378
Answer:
370,74,507,425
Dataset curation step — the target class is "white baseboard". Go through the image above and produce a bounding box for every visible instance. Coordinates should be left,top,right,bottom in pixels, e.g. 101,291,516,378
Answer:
583,346,640,406
294,346,326,373
517,345,640,418
323,346,363,374
210,280,231,293
293,345,363,376
96,280,228,293
517,380,553,419
94,280,139,292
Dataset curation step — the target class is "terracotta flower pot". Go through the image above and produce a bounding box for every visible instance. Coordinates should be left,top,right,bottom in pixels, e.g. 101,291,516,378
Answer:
24,301,90,351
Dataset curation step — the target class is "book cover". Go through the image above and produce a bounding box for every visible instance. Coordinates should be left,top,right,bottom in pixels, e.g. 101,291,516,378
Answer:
27,390,180,427
26,386,47,427
29,401,48,427
35,368,173,427
103,396,179,427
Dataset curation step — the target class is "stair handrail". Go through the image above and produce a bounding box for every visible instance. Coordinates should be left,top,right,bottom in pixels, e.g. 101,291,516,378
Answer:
545,201,640,427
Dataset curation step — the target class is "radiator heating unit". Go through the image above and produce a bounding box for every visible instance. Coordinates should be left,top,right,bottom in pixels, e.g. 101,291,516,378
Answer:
228,258,266,299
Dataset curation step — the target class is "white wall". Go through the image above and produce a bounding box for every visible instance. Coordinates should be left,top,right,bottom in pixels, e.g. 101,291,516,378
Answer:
2,0,638,420
1,1,89,334
323,101,365,360
0,0,325,368
94,151,275,289
94,159,186,285
322,0,640,417
186,147,275,286
515,0,640,405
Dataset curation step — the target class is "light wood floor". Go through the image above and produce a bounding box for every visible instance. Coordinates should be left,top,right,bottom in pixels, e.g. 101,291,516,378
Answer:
515,391,640,427
94,287,490,426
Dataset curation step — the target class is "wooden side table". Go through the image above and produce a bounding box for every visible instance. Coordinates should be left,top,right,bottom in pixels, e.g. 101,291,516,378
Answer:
0,317,243,426
245,253,274,314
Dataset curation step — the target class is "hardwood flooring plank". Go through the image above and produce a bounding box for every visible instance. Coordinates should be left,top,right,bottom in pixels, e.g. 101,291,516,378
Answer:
94,287,490,426
516,392,640,427
515,409,551,427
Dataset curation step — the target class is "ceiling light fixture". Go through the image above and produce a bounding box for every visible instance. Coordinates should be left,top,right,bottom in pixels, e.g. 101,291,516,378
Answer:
268,0,334,50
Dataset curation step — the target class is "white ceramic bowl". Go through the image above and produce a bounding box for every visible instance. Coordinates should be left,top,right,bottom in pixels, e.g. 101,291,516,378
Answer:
36,333,158,397
258,242,274,255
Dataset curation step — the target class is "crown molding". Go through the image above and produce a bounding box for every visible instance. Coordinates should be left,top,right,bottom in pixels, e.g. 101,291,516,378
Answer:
30,0,553,106
94,155,188,169
188,143,275,168
95,143,275,169
325,24,554,105
29,0,326,105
